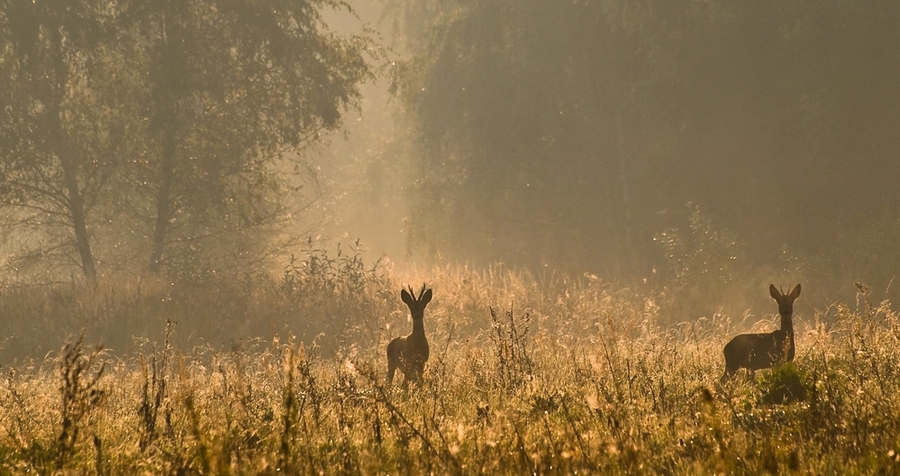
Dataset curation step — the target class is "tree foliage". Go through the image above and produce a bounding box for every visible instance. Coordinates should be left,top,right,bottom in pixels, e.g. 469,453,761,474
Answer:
126,0,374,272
0,0,128,280
0,0,374,280
391,0,900,281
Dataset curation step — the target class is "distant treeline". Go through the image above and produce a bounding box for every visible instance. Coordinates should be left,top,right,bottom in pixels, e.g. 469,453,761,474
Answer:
389,0,900,295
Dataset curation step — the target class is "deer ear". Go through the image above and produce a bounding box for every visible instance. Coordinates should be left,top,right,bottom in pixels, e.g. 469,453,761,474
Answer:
769,284,780,299
421,288,433,305
401,289,413,305
790,284,801,299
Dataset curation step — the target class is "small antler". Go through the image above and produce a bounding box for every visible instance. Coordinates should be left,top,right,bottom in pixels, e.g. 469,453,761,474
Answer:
405,284,428,300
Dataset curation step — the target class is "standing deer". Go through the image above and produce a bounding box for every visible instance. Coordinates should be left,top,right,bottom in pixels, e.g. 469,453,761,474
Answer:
721,284,801,383
387,285,433,389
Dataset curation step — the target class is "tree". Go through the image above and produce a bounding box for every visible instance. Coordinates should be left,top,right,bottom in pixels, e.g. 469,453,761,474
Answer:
0,0,128,281
1,0,375,280
124,0,373,272
391,0,674,273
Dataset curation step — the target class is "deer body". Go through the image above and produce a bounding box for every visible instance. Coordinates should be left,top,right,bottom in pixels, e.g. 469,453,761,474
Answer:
387,285,432,388
722,284,801,383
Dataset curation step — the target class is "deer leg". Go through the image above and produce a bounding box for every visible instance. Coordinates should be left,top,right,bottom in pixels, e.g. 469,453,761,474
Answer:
387,364,396,387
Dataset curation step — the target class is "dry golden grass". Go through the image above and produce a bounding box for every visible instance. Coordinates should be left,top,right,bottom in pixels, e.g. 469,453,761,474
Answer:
1,263,899,474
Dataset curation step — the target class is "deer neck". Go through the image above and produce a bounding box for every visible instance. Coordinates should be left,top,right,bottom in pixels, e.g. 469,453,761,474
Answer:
410,318,426,341
780,311,796,360
779,312,794,337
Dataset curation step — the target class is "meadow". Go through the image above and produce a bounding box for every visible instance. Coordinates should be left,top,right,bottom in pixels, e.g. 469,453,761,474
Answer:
1,251,899,474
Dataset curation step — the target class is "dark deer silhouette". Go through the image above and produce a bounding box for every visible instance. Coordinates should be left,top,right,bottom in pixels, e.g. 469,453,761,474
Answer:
387,285,432,388
721,284,801,383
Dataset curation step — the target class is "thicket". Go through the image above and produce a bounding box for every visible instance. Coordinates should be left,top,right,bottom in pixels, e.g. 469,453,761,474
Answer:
1,249,898,473
392,0,900,283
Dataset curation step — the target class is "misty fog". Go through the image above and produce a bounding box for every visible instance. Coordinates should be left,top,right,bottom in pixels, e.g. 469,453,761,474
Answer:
3,3,900,471
2,0,900,351
323,1,900,309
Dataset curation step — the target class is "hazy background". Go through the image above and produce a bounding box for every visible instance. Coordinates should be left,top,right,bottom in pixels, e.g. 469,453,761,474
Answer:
2,0,899,321
322,1,900,311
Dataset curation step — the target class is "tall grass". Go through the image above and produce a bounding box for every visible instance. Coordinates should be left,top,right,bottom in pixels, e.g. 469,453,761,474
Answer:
0,256,899,473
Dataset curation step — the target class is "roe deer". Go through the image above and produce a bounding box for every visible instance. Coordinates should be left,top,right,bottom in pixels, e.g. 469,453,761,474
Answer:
721,284,801,383
387,285,433,388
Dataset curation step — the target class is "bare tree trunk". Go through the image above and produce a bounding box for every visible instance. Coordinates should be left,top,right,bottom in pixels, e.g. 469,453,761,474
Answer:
48,27,97,281
59,142,98,281
148,5,185,272
149,124,175,271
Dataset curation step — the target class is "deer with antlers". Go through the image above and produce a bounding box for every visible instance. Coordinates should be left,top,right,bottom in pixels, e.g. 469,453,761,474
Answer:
387,285,433,389
721,284,801,383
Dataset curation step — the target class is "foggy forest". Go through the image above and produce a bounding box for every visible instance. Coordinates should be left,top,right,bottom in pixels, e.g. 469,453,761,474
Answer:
1,0,899,473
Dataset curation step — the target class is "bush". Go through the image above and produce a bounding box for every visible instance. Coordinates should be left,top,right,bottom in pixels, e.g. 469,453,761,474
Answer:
759,363,809,405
